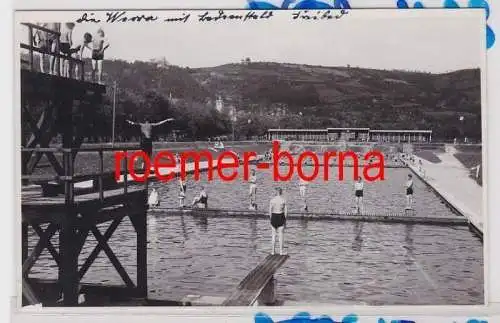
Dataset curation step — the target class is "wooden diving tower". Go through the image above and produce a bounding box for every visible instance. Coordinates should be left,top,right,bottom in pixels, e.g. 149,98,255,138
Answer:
20,23,148,306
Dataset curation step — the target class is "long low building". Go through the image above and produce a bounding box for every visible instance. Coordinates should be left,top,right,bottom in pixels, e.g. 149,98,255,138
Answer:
267,128,432,143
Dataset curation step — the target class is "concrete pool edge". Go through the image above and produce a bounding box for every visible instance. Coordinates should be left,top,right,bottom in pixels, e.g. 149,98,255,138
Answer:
406,163,483,241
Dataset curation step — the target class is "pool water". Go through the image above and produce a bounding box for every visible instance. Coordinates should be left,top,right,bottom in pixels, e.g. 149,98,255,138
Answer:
28,166,484,305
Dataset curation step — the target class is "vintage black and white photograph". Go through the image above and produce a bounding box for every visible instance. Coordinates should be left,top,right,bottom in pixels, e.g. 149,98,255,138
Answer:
17,9,485,307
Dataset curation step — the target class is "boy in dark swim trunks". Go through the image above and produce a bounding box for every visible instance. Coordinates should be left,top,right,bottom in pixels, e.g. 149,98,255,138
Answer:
354,177,364,214
269,187,287,255
405,174,414,210
59,23,76,78
126,117,175,158
91,28,110,84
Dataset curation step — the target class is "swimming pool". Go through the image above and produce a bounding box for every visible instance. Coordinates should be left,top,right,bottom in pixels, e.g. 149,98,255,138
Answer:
28,166,484,305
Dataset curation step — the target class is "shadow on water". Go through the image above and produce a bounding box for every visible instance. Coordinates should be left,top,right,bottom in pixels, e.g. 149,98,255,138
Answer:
352,221,364,252
299,218,308,231
405,224,414,249
180,214,188,242
196,215,208,232
403,224,415,266
148,216,159,251
250,218,258,251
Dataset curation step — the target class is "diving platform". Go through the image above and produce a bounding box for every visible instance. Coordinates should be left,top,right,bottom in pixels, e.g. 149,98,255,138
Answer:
223,254,289,306
20,23,150,307
148,207,469,226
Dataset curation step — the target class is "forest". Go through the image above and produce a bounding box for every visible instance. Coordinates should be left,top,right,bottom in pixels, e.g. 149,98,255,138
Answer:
22,55,483,142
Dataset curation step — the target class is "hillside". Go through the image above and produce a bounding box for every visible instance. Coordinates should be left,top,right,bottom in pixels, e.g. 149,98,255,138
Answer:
190,63,481,139
21,55,482,142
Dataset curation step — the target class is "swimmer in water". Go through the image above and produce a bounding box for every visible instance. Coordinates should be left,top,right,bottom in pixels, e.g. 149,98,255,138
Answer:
298,177,308,211
354,177,364,214
269,187,287,255
178,175,187,208
249,169,257,210
192,186,208,209
405,174,414,210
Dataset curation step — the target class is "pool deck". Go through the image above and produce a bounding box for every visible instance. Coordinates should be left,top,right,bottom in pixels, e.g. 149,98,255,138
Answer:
407,145,483,234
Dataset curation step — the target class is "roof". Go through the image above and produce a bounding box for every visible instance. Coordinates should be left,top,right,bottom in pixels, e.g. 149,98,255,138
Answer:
268,128,432,133
268,129,328,132
369,129,432,133
327,127,370,131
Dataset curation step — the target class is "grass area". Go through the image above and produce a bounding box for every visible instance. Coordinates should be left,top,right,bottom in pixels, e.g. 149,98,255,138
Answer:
455,144,482,153
454,151,482,186
412,143,446,153
414,150,442,163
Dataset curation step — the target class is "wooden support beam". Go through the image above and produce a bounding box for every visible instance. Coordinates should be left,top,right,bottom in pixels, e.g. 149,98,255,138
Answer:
22,223,59,277
129,210,148,297
58,208,79,306
22,222,28,264
90,225,135,288
78,215,124,280
31,223,60,266
23,100,65,176
22,277,40,305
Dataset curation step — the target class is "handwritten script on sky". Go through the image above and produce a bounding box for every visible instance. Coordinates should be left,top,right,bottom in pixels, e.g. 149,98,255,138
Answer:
75,9,349,24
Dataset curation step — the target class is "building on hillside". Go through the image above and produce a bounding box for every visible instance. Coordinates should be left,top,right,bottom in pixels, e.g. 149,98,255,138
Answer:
267,128,432,143
267,129,328,141
216,96,224,112
327,128,370,141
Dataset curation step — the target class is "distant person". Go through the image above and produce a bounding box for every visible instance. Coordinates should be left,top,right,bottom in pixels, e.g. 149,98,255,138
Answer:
354,177,364,214
405,174,414,210
249,169,257,210
126,118,174,159
178,175,187,208
298,177,308,211
192,186,208,209
91,28,110,84
59,23,76,78
269,187,287,255
148,188,160,208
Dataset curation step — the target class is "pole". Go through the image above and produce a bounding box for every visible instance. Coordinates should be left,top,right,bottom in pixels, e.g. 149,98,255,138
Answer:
232,106,236,141
112,81,117,145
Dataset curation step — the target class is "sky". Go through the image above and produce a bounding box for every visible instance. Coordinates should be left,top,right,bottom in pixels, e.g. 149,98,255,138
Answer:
17,9,485,73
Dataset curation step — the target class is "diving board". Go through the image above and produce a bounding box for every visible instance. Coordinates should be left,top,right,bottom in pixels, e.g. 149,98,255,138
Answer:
147,207,469,226
223,254,289,306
